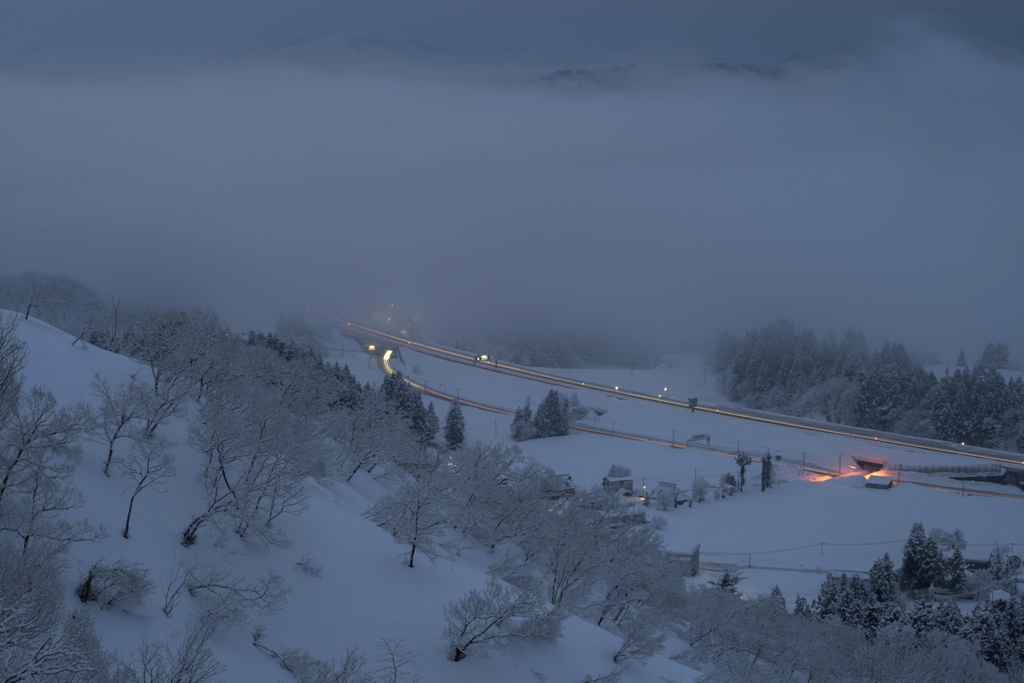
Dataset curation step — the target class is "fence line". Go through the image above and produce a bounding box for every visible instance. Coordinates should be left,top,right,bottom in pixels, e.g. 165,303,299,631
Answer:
701,540,1020,558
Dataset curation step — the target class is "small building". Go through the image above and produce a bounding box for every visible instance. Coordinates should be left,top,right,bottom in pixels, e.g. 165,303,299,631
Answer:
543,473,576,499
602,476,634,496
853,456,886,472
667,545,701,577
865,475,893,490
965,556,991,571
651,481,688,508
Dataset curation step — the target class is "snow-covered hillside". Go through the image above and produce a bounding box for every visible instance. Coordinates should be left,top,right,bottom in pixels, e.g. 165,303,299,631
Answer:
1,311,701,682
4,309,1024,682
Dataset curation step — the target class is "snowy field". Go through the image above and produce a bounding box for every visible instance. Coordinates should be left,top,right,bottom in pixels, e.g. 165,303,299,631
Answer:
7,310,1024,683
385,341,1024,606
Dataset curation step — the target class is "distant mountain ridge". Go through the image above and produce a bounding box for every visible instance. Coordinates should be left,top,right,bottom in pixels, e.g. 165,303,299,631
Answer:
534,53,848,90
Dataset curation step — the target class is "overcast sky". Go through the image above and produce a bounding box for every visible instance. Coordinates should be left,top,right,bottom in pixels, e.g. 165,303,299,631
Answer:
2,1,1023,361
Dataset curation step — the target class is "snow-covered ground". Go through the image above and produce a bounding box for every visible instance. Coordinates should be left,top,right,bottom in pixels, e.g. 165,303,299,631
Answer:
390,342,1024,605
7,310,1024,682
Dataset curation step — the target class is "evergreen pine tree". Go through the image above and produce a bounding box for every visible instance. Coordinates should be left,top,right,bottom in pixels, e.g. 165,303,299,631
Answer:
329,363,362,410
900,522,942,591
957,348,968,367
921,536,945,589
718,569,741,592
812,573,844,620
904,599,935,637
736,452,752,492
534,389,570,438
443,400,466,450
760,450,774,491
943,546,967,592
931,599,966,636
978,342,1010,370
767,585,786,611
856,342,936,432
988,544,1018,593
380,371,433,446
793,594,812,618
968,595,1024,673
869,553,901,605
510,398,535,442
425,402,440,444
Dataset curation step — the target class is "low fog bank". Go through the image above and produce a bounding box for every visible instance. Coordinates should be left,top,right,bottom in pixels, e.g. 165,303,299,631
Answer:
3,1,1023,71
2,26,1022,364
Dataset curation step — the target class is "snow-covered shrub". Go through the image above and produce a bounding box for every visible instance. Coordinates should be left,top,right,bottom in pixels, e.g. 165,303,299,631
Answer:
719,473,737,496
442,577,564,661
691,476,710,504
296,555,323,578
77,558,155,609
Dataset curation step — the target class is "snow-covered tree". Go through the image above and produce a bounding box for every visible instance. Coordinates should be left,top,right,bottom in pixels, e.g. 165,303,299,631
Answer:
118,435,176,539
510,398,536,442
0,540,112,682
426,401,440,437
760,451,774,491
793,594,813,618
380,372,434,447
591,523,672,630
900,522,944,591
443,399,466,450
77,558,155,609
91,374,149,476
978,342,1010,370
533,489,647,609
943,546,968,593
0,314,26,427
691,476,709,504
321,388,416,484
443,441,530,548
856,342,935,432
363,470,447,568
612,609,665,664
0,385,99,551
607,463,631,478
718,569,742,592
735,451,752,491
869,553,901,606
327,362,363,411
441,576,563,662
183,382,312,548
986,544,1020,594
533,389,570,438
0,385,91,506
905,599,964,638
967,594,1024,673
463,454,551,552
117,615,225,683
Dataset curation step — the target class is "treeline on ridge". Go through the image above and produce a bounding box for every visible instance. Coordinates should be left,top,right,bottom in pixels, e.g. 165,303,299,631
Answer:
715,320,1024,452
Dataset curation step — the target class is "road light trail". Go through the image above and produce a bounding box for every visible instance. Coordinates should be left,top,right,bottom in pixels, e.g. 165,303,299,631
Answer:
330,314,1024,471
356,319,1024,498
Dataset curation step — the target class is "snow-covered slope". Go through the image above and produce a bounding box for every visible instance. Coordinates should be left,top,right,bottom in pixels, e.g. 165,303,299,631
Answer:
3,310,701,682
7,309,1024,682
